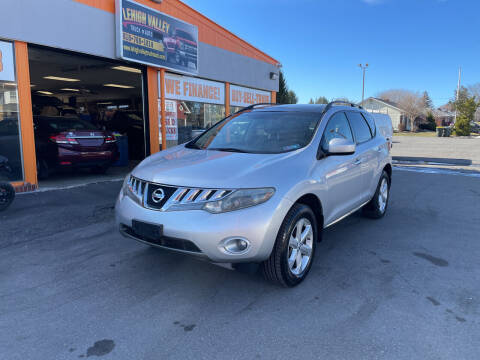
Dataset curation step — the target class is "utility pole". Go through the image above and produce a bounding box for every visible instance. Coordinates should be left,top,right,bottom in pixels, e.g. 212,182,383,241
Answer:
454,67,462,123
358,63,369,105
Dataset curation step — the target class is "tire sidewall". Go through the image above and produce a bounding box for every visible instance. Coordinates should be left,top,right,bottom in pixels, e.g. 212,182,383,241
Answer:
278,205,317,286
373,171,390,217
0,183,15,211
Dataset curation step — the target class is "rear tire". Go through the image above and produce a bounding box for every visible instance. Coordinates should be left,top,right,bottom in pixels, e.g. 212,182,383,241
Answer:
362,170,390,219
0,182,15,211
37,159,49,180
262,203,317,287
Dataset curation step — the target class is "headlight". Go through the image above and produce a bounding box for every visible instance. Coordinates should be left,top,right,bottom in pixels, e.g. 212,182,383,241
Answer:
203,188,275,214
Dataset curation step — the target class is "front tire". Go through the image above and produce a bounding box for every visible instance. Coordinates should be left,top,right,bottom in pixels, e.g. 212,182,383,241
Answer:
262,203,318,287
0,182,15,211
362,170,390,219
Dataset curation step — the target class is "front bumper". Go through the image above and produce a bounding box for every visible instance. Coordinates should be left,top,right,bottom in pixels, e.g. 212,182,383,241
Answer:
115,191,292,263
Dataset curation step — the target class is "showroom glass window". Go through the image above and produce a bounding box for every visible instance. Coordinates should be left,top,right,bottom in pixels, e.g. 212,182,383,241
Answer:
165,100,225,148
0,41,23,181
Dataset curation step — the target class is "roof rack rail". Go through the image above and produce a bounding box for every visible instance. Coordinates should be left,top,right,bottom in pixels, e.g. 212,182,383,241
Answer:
232,103,277,114
323,101,363,113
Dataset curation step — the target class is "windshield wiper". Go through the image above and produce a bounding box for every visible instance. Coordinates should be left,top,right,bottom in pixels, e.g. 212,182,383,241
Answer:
208,147,249,153
185,142,202,149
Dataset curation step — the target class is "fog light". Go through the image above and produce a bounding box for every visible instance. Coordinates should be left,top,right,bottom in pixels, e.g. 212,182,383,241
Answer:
221,237,250,255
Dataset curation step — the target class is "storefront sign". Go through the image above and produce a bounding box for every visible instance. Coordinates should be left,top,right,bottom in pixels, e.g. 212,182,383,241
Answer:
164,73,225,105
115,0,199,74
0,41,15,82
230,85,271,107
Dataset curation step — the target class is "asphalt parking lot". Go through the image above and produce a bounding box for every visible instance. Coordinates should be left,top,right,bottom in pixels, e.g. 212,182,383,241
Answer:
1,169,479,360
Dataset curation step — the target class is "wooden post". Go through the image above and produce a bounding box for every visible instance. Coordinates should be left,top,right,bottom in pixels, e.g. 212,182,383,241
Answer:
159,68,167,150
14,41,37,188
147,67,160,154
225,82,230,116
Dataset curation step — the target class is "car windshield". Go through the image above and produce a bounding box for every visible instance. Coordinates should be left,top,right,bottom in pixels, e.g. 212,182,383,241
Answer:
186,111,320,154
176,30,194,42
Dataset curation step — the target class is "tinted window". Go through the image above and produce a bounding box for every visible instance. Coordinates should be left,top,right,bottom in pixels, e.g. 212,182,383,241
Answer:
176,30,194,42
361,112,376,136
321,112,354,151
187,111,320,154
39,117,98,132
346,111,373,143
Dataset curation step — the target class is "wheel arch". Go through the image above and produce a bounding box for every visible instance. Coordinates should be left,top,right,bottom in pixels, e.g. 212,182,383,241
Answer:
293,193,324,241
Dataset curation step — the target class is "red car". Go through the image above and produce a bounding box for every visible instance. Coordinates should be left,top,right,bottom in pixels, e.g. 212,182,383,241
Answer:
164,29,198,68
34,116,119,179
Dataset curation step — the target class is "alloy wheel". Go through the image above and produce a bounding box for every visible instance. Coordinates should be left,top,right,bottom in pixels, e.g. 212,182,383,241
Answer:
378,178,388,213
287,217,314,277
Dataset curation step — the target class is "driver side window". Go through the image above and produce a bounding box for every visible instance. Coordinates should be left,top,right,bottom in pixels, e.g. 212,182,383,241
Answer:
321,112,354,151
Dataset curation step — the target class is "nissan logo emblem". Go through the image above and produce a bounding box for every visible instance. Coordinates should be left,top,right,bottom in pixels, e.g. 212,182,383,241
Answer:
151,188,165,203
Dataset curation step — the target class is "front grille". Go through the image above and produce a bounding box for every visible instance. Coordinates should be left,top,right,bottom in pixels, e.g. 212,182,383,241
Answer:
121,224,202,253
127,175,233,211
145,183,178,210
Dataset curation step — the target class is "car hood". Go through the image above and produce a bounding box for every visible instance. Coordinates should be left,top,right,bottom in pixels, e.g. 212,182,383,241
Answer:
132,145,307,189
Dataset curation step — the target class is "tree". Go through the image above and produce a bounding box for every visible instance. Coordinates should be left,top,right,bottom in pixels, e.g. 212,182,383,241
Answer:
453,87,478,136
425,111,436,131
422,91,433,109
277,71,298,104
377,89,425,131
308,96,328,104
467,83,480,121
276,71,289,104
315,96,329,104
287,90,298,104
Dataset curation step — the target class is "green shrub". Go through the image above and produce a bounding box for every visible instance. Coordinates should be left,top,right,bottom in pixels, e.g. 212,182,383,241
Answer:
454,115,471,136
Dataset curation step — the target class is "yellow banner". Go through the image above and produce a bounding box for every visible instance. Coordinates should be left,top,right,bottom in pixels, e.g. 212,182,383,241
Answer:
123,33,164,52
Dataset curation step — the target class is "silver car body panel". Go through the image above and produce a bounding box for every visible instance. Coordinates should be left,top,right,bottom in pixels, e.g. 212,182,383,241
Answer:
115,105,392,262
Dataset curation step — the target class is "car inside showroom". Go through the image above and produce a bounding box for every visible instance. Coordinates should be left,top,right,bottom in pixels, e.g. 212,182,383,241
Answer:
28,45,146,184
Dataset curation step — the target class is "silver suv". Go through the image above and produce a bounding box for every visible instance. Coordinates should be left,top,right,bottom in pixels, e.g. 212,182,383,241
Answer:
115,102,392,286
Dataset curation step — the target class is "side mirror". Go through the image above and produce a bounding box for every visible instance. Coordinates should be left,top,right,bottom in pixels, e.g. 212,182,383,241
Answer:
327,138,356,155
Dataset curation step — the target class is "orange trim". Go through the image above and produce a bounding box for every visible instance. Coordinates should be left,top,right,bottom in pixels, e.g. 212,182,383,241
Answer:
271,91,276,104
14,41,38,187
225,82,230,116
74,0,114,12
73,0,280,66
147,67,160,154
159,68,167,150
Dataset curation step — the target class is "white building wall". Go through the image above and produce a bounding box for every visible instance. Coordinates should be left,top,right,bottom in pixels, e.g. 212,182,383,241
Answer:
362,99,404,131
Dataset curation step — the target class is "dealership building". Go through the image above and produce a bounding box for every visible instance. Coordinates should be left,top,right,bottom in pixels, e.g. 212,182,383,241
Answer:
0,0,280,191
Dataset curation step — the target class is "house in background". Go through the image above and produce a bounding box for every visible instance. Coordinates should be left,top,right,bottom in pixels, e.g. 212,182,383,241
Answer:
360,97,411,131
433,108,455,126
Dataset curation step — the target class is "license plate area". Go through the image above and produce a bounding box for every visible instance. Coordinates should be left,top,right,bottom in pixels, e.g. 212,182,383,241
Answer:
132,220,163,243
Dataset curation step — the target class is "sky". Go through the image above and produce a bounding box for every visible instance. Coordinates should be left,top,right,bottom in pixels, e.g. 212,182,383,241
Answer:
182,0,480,107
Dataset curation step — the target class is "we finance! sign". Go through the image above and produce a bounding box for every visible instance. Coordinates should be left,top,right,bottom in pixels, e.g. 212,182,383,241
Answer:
163,73,225,105
116,0,198,74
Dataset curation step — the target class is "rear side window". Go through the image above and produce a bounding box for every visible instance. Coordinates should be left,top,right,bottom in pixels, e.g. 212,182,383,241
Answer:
321,112,354,151
361,112,376,136
346,111,373,144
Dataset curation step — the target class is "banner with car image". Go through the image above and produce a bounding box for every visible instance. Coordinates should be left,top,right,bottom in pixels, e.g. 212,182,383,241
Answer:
115,0,198,74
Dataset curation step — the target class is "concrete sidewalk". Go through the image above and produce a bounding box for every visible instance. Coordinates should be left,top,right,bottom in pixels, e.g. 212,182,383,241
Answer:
392,135,480,172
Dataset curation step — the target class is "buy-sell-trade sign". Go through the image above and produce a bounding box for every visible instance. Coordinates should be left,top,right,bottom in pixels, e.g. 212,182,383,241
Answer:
115,0,199,75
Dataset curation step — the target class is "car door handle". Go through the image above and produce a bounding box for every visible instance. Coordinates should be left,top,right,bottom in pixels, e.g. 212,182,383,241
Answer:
353,158,362,165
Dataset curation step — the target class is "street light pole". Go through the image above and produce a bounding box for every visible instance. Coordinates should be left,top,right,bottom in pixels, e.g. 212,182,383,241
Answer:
358,63,369,104
454,67,462,124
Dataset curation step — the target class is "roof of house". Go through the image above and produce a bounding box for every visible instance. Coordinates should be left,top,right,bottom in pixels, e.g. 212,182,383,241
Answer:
361,97,404,112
